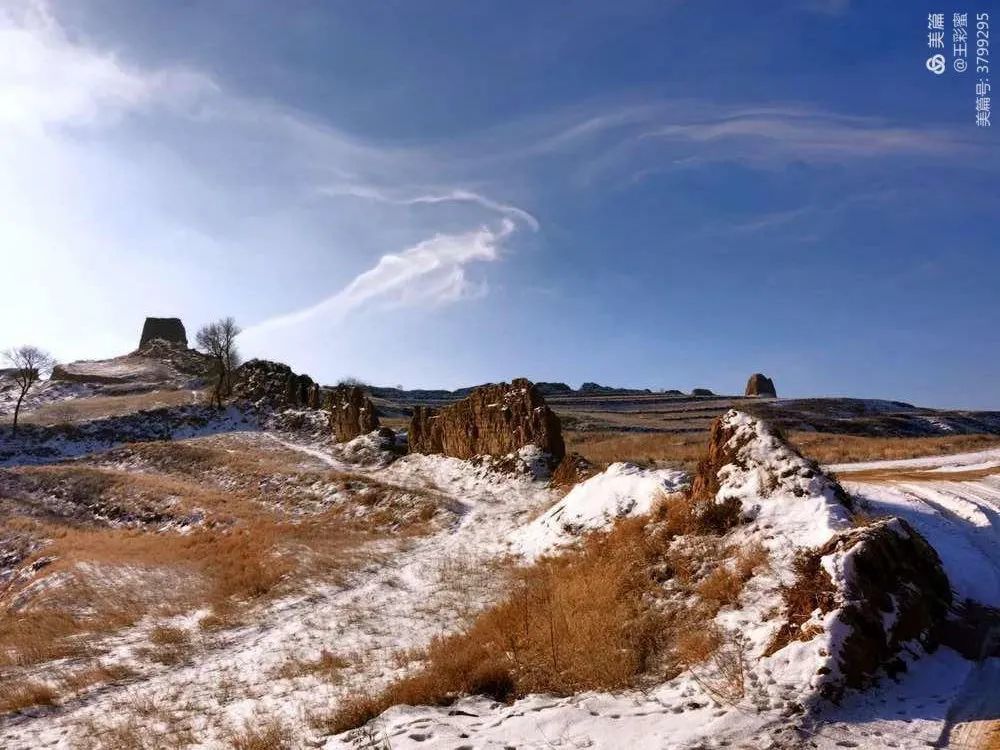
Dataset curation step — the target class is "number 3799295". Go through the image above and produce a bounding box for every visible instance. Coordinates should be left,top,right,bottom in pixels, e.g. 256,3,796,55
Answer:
977,13,990,74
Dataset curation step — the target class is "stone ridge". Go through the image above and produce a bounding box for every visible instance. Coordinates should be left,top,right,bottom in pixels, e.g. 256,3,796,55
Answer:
329,385,379,442
408,378,564,461
231,359,321,409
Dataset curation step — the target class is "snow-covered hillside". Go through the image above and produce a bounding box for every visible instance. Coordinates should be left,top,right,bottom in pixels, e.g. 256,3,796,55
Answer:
1,409,998,750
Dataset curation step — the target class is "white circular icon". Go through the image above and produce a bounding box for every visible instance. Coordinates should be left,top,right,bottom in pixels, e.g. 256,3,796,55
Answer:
926,54,946,74
954,58,967,72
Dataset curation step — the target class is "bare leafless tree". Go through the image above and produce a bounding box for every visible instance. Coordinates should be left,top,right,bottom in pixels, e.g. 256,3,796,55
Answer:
3,345,56,435
195,317,241,408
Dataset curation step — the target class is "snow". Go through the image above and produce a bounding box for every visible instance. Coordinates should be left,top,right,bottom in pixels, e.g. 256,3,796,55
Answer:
0,433,558,750
323,647,979,750
827,446,1000,474
511,462,688,559
844,476,1000,609
713,410,852,566
4,406,999,749
318,413,1000,750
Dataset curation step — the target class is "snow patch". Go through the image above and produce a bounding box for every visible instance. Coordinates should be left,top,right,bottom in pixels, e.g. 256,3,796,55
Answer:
512,462,688,559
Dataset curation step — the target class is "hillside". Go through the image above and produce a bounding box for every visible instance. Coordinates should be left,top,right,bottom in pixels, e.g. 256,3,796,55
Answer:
0,351,998,750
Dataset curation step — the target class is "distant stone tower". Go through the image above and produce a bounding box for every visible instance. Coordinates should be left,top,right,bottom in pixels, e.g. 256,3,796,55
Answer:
745,373,777,398
138,317,188,349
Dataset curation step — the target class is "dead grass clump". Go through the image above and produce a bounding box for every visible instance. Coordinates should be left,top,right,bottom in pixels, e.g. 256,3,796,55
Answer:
0,680,58,713
651,491,742,539
60,662,137,694
312,694,384,735
0,607,93,667
689,628,751,705
142,625,193,666
226,715,294,750
73,706,196,750
696,542,768,611
328,517,671,731
74,720,146,750
766,550,838,655
549,452,593,488
275,649,349,680
197,605,243,632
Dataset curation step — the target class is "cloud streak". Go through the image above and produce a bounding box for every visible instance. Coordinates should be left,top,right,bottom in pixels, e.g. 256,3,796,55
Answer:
245,219,515,336
323,185,540,231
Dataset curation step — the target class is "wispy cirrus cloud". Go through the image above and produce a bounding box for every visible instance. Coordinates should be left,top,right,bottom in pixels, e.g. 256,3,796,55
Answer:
493,101,977,186
245,219,515,337
322,185,540,231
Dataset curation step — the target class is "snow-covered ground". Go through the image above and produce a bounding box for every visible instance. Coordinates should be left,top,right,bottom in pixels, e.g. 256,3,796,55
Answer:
828,447,1000,475
319,426,1000,750
4,427,1000,749
0,434,558,749
325,646,976,750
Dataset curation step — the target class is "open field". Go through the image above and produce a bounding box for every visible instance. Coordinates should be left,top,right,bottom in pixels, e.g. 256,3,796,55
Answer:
0,388,207,426
565,427,1000,471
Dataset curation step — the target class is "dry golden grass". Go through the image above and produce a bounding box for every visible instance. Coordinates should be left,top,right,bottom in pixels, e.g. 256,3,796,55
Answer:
12,389,206,426
225,715,294,750
0,517,296,671
765,550,838,655
326,493,766,733
72,697,197,750
696,542,769,610
788,432,1000,466
0,432,441,674
0,680,59,713
60,662,137,694
275,649,349,681
142,625,194,666
565,428,1000,474
564,430,707,469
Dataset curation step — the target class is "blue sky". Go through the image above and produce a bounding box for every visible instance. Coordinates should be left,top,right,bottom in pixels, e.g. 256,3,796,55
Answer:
1,0,997,407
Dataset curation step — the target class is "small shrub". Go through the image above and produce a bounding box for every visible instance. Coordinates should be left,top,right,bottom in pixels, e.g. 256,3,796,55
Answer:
226,715,294,750
276,649,349,680
0,680,58,713
765,550,838,655
312,694,384,735
143,625,192,666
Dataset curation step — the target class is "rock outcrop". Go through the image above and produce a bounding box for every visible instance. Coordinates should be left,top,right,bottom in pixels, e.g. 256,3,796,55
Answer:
689,410,853,529
138,317,188,349
329,385,379,441
745,372,777,398
692,411,952,700
408,378,565,462
231,360,322,409
812,518,951,694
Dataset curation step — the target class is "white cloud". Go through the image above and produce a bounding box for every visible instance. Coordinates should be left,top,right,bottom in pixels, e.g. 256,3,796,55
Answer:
0,0,213,132
323,185,539,231
640,110,965,159
244,219,514,338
